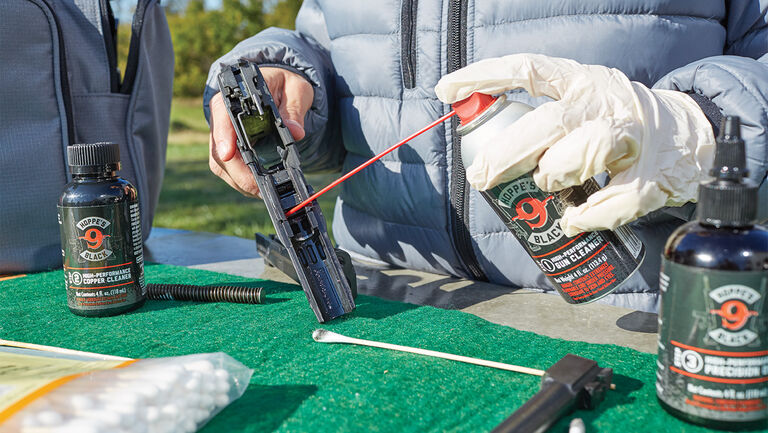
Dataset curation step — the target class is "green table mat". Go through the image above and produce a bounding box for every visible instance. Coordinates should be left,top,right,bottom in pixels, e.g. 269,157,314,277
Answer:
0,264,730,432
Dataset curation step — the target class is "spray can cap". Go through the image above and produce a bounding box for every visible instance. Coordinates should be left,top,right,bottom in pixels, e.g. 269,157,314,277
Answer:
697,116,758,226
709,117,748,179
452,92,498,124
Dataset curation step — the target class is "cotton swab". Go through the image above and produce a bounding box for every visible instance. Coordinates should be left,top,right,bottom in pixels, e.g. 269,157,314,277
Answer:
313,329,617,390
312,329,545,376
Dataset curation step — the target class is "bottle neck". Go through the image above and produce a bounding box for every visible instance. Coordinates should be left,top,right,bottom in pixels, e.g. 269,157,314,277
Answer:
699,220,754,230
73,171,118,181
697,179,759,228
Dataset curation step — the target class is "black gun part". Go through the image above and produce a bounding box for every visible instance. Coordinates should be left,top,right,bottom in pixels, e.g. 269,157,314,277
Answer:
217,61,355,322
255,233,357,299
492,354,613,433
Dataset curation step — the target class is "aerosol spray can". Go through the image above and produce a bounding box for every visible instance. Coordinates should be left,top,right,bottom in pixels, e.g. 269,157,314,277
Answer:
656,117,767,429
58,142,146,317
453,93,645,304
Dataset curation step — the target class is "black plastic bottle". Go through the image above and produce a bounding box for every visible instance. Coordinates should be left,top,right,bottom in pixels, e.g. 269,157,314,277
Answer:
657,117,768,430
58,142,146,317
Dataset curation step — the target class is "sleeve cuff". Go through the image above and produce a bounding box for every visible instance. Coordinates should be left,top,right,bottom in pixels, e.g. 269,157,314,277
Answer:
686,92,723,137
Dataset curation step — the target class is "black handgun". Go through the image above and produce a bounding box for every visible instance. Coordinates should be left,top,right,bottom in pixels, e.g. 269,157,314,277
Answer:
217,61,355,322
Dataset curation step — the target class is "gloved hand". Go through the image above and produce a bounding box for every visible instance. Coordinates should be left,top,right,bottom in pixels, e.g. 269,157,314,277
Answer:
435,54,715,236
209,67,314,198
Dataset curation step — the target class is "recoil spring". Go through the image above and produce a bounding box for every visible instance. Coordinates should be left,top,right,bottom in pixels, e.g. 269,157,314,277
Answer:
146,284,262,304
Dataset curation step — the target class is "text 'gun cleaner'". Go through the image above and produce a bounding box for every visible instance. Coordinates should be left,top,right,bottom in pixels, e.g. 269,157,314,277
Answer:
454,93,645,304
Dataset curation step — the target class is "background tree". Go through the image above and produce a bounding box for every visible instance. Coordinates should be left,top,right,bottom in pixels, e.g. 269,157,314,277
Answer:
265,0,301,29
115,0,302,97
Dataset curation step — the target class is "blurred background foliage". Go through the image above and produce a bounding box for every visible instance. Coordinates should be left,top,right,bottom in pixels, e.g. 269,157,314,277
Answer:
116,0,302,97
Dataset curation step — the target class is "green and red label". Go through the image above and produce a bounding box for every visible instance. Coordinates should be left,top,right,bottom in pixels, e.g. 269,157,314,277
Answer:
58,202,145,312
483,174,644,304
657,260,768,422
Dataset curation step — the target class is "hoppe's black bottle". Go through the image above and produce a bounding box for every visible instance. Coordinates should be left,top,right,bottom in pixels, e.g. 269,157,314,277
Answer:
657,117,768,430
58,142,146,317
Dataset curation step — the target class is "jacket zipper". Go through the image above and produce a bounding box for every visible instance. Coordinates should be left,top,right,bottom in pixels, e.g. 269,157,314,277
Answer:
401,0,418,89
38,0,75,146
99,0,120,92
447,0,487,281
120,0,153,94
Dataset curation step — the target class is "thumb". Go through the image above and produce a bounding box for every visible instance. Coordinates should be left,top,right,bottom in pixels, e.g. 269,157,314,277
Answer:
282,117,306,141
210,92,237,161
279,74,314,141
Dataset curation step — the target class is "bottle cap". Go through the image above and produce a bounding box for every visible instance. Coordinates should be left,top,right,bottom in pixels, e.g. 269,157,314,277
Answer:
452,92,498,124
697,117,758,226
67,142,121,174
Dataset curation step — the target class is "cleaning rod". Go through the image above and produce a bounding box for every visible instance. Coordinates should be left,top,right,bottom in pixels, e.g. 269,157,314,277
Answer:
286,110,457,216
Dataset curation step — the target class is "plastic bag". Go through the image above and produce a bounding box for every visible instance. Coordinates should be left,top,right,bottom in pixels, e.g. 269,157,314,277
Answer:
0,352,253,433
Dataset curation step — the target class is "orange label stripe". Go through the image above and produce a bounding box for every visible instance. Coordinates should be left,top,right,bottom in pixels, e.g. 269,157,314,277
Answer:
670,366,768,384
686,398,766,413
0,359,137,424
692,395,715,403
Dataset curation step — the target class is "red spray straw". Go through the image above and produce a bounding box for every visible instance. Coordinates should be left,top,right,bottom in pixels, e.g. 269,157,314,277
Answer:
285,109,457,216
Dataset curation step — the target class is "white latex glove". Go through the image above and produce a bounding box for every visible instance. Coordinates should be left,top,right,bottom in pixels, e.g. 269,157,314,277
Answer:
435,54,715,236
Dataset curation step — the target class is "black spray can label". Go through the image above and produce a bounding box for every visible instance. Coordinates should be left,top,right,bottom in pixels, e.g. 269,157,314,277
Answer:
482,174,645,304
657,260,768,422
58,202,145,312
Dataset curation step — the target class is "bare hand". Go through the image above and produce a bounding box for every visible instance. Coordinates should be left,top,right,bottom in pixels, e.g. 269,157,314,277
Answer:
208,67,314,197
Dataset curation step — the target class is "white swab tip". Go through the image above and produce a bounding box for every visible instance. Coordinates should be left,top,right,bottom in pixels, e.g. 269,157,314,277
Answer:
313,329,347,343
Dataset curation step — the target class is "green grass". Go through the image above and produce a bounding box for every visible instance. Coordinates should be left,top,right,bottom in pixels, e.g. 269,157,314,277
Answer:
154,97,339,239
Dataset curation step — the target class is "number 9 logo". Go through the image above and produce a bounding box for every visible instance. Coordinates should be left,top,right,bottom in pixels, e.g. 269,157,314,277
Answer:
512,196,553,229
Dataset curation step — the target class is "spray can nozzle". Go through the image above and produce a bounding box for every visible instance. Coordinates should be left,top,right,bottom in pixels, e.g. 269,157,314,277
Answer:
452,93,499,124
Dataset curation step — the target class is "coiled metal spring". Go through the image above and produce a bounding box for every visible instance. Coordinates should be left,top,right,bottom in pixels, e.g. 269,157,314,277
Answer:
146,284,262,304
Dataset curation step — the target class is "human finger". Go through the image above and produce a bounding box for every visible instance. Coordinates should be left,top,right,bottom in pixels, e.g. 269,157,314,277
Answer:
465,100,582,191
533,119,641,192
559,178,667,236
274,70,314,140
435,53,597,104
209,92,238,162
208,132,261,198
260,67,285,107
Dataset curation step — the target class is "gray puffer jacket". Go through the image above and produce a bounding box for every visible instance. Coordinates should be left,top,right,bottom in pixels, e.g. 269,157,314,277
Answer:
205,0,768,313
